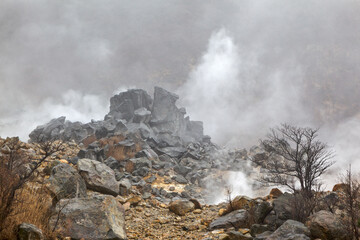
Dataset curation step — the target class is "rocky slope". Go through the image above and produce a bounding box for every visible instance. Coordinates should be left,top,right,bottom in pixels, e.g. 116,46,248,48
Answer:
1,87,355,240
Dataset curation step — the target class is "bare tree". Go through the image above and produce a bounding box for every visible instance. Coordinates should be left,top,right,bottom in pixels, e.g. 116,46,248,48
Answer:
259,124,334,196
0,137,65,234
340,165,360,240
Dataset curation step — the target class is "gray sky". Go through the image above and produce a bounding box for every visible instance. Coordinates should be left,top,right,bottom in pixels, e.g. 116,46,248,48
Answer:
1,0,360,154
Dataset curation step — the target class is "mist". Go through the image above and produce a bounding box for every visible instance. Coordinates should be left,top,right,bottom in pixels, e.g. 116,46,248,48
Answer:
1,0,360,183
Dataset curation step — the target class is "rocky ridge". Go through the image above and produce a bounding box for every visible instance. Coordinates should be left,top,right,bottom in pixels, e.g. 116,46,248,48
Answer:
1,87,353,239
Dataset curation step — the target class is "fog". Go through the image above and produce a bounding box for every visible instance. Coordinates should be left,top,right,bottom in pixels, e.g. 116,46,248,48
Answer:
1,0,360,181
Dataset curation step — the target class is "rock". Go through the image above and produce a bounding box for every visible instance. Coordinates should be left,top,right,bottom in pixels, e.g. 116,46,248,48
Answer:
46,163,87,200
125,157,152,173
254,201,272,223
135,149,159,161
133,107,152,123
29,116,66,142
119,178,132,196
18,223,44,240
104,156,121,170
49,195,126,240
174,165,192,176
155,146,187,158
222,231,252,240
253,231,272,240
209,209,249,230
172,175,188,184
306,210,348,240
78,158,119,196
106,89,152,122
273,192,294,221
168,200,195,216
229,196,255,211
250,224,271,237
145,175,157,183
266,220,310,240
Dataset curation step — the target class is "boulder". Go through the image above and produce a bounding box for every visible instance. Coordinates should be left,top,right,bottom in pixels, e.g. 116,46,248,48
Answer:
29,116,66,142
119,178,132,196
172,175,188,184
250,224,272,237
125,157,152,173
209,209,249,230
273,192,294,221
18,223,44,240
306,210,348,240
266,220,310,240
49,194,126,240
46,163,87,200
78,158,119,196
168,200,195,216
133,107,151,123
254,201,273,223
106,89,152,122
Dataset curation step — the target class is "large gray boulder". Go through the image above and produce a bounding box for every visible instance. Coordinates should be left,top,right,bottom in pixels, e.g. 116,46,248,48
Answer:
150,86,204,142
46,163,87,200
209,209,249,230
78,158,119,196
49,194,126,240
29,116,66,142
266,220,310,240
273,192,294,221
306,210,348,240
106,89,152,122
18,223,44,240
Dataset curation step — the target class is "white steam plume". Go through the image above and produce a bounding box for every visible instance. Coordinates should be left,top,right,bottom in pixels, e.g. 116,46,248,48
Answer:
179,28,312,147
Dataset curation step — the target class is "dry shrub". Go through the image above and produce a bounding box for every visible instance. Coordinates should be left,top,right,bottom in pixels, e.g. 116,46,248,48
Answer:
106,140,142,161
0,184,55,240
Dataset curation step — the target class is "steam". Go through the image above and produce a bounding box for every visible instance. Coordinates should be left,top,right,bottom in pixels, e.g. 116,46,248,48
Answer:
179,29,311,147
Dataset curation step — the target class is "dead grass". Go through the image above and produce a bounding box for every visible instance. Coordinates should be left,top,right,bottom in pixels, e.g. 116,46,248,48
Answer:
0,183,55,240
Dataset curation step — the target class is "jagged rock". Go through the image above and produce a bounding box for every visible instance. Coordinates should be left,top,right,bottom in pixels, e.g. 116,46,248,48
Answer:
78,158,119,196
46,163,87,200
132,167,150,177
254,201,273,223
133,107,152,123
306,210,348,240
266,220,310,240
155,146,187,158
119,178,132,196
172,175,188,184
174,165,192,176
49,194,126,240
135,148,159,161
18,223,44,240
250,224,272,237
209,209,249,230
29,116,66,142
106,89,152,122
273,192,294,221
104,156,121,170
168,200,195,216
125,157,152,173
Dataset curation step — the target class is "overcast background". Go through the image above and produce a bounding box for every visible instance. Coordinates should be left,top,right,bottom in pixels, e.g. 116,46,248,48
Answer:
1,0,360,180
